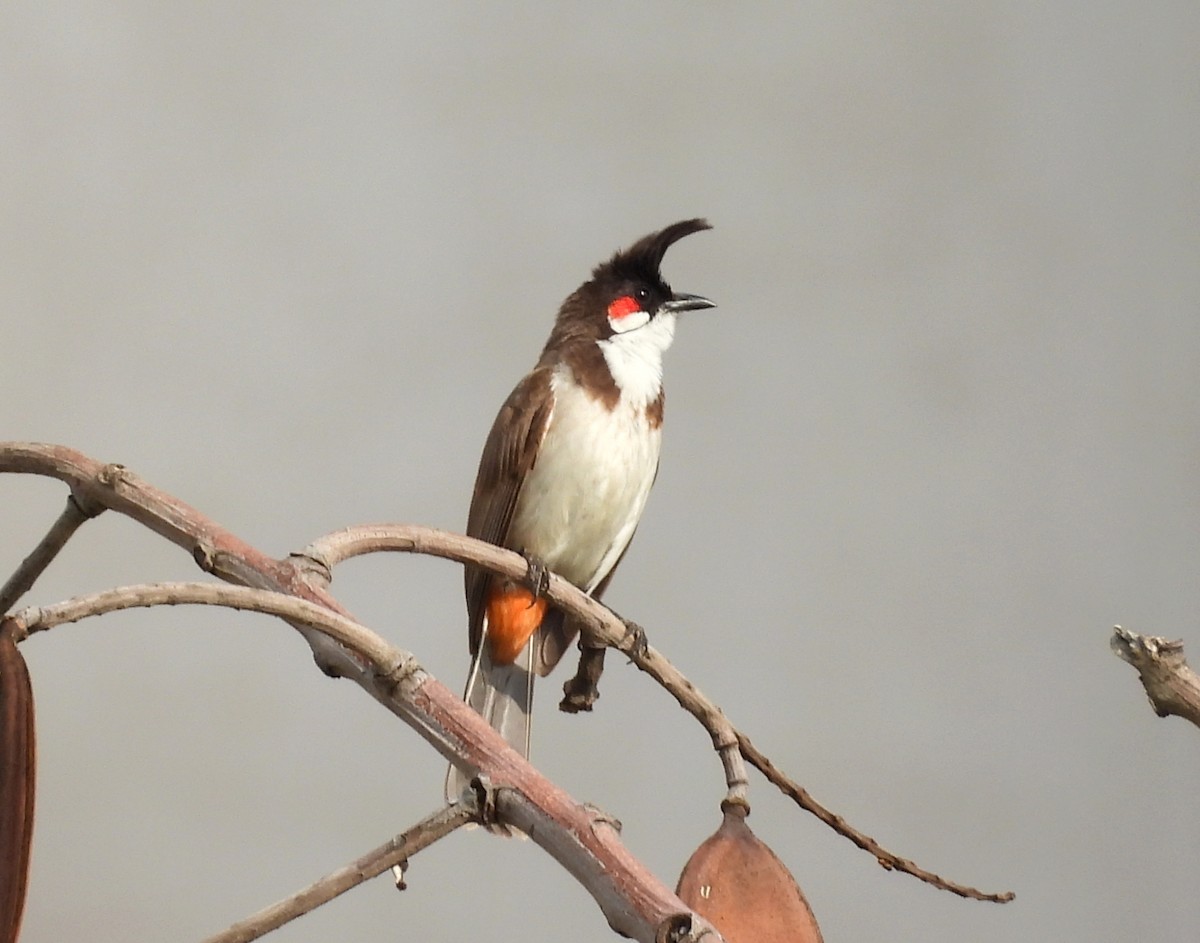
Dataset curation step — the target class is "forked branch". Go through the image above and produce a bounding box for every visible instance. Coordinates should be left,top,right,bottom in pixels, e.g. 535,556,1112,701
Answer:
1,441,1014,928
0,443,719,943
303,525,1014,903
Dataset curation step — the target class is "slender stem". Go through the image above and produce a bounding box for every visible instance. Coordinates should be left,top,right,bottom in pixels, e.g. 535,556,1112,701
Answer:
201,802,475,943
302,524,1013,903
0,496,98,613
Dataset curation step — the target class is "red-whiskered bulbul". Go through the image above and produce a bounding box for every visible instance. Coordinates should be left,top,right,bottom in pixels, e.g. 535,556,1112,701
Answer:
446,219,713,805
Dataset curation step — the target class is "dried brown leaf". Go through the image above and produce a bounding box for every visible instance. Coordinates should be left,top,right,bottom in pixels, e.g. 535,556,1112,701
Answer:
0,631,35,943
677,804,822,943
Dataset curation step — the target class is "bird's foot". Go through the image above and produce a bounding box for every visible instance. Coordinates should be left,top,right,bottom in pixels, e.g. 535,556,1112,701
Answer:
522,552,551,600
561,643,606,713
621,620,648,662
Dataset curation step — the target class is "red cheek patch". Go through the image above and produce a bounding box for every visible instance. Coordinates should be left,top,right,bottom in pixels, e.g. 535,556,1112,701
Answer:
607,295,642,320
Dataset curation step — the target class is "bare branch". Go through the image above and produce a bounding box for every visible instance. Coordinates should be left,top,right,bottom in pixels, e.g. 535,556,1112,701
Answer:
0,443,363,679
0,495,101,613
201,801,476,943
492,787,723,943
2,579,722,939
6,583,410,674
1111,626,1200,729
732,732,1012,903
1,444,1013,914
0,484,715,943
302,524,1012,902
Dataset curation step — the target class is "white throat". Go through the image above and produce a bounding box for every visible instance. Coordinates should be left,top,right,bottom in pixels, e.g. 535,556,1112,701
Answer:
596,312,676,408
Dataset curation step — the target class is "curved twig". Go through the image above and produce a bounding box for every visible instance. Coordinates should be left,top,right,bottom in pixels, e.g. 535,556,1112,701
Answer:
7,583,407,674
0,443,717,943
2,444,1014,906
301,524,1013,902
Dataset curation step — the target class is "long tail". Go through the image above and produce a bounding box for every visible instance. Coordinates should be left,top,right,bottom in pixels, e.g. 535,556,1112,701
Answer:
444,638,534,804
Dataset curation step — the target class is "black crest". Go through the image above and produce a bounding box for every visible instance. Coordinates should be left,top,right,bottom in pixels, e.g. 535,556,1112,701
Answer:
595,218,712,285
541,218,712,354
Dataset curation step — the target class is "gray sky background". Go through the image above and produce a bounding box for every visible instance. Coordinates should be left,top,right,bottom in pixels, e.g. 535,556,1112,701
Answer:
4,4,1198,941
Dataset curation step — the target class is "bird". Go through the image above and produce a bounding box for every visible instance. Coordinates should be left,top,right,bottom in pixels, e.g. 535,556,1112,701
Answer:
446,219,714,806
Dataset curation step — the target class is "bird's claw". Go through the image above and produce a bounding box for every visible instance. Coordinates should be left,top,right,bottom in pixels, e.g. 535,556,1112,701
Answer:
522,553,551,600
621,620,648,661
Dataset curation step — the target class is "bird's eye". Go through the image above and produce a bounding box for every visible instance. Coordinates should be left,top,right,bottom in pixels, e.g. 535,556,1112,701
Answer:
635,287,651,303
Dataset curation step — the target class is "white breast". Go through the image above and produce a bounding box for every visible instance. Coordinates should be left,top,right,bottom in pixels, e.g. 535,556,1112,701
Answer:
508,365,662,591
597,309,676,411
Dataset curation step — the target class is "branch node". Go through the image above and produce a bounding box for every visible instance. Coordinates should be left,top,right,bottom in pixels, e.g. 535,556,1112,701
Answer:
3,611,37,640
472,779,540,838
1111,624,1184,665
0,615,28,644
192,540,218,573
96,463,128,488
719,797,749,819
654,912,695,943
717,740,750,810
584,803,622,834
288,551,332,590
376,652,421,694
66,489,105,519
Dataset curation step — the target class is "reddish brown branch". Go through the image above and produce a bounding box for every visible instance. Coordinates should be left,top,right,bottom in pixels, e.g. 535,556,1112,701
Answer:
1111,626,1200,729
0,443,716,942
0,443,362,678
2,444,1015,914
303,525,1012,902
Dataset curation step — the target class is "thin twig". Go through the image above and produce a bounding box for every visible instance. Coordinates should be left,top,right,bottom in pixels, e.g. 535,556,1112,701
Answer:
0,496,99,614
201,801,476,943
2,576,714,940
300,523,1013,902
0,444,368,681
0,445,1014,909
6,583,413,677
0,447,714,943
733,732,1013,902
3,574,716,940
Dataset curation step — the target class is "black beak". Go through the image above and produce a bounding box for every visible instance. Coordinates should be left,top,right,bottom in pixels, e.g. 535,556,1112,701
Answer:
660,292,716,314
